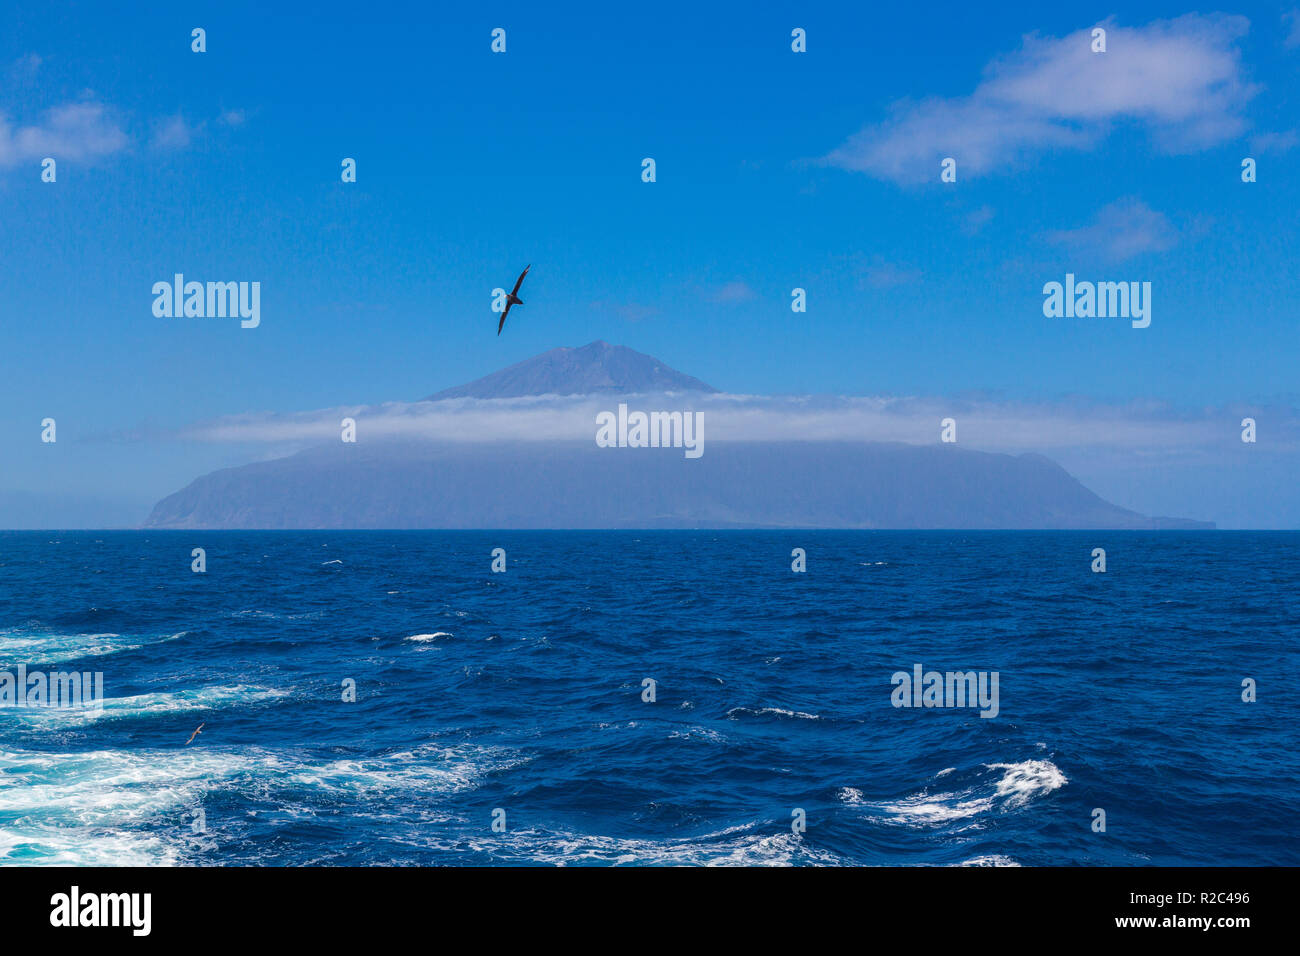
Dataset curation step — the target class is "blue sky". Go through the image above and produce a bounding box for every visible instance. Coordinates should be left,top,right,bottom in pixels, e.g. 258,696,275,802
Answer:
2,1,1298,526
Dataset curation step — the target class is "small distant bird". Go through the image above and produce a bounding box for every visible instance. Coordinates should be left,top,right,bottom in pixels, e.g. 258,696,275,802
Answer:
185,723,204,745
498,264,530,335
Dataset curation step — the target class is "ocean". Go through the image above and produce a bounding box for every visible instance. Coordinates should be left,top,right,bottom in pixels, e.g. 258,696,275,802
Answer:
1,530,1296,866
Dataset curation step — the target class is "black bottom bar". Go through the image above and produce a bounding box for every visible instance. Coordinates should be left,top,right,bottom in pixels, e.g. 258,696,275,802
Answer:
2,866,1280,941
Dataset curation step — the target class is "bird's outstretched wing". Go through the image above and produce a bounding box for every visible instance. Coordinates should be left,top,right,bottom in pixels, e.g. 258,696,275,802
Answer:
510,265,530,296
498,304,511,335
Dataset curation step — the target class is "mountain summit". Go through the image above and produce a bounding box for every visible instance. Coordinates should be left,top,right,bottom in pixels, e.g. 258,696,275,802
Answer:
423,341,717,400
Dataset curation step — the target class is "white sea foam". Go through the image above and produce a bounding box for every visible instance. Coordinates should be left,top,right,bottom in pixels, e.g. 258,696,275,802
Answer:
484,824,845,867
866,759,1067,827
958,854,1021,866
0,746,266,865
0,684,288,726
875,791,995,824
405,632,453,642
725,706,821,721
986,760,1068,808
0,629,185,667
667,725,727,743
289,743,527,795
0,741,523,866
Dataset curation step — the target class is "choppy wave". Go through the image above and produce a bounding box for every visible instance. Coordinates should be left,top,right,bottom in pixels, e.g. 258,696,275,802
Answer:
863,760,1067,827
985,760,1068,809
0,684,288,726
440,822,846,867
725,706,822,721
666,725,728,743
0,628,186,666
0,746,258,865
0,741,522,866
286,743,528,795
1,529,1292,866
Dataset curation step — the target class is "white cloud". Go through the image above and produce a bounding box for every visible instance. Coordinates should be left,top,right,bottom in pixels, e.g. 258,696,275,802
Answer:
862,259,921,288
175,391,1298,459
1046,198,1180,262
150,114,194,150
709,281,757,303
592,299,659,322
1249,130,1298,153
10,53,42,78
1285,9,1300,49
962,205,996,236
826,15,1258,183
151,109,248,151
0,101,247,166
0,101,128,167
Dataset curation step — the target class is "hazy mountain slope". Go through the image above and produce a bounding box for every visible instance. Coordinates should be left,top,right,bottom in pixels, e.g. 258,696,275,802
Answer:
145,440,1211,529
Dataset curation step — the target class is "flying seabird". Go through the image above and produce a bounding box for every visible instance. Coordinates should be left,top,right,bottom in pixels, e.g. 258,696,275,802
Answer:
185,723,204,745
498,264,530,335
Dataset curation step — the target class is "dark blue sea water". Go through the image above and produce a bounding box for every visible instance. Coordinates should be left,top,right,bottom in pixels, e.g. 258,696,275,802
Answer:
0,531,1296,866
